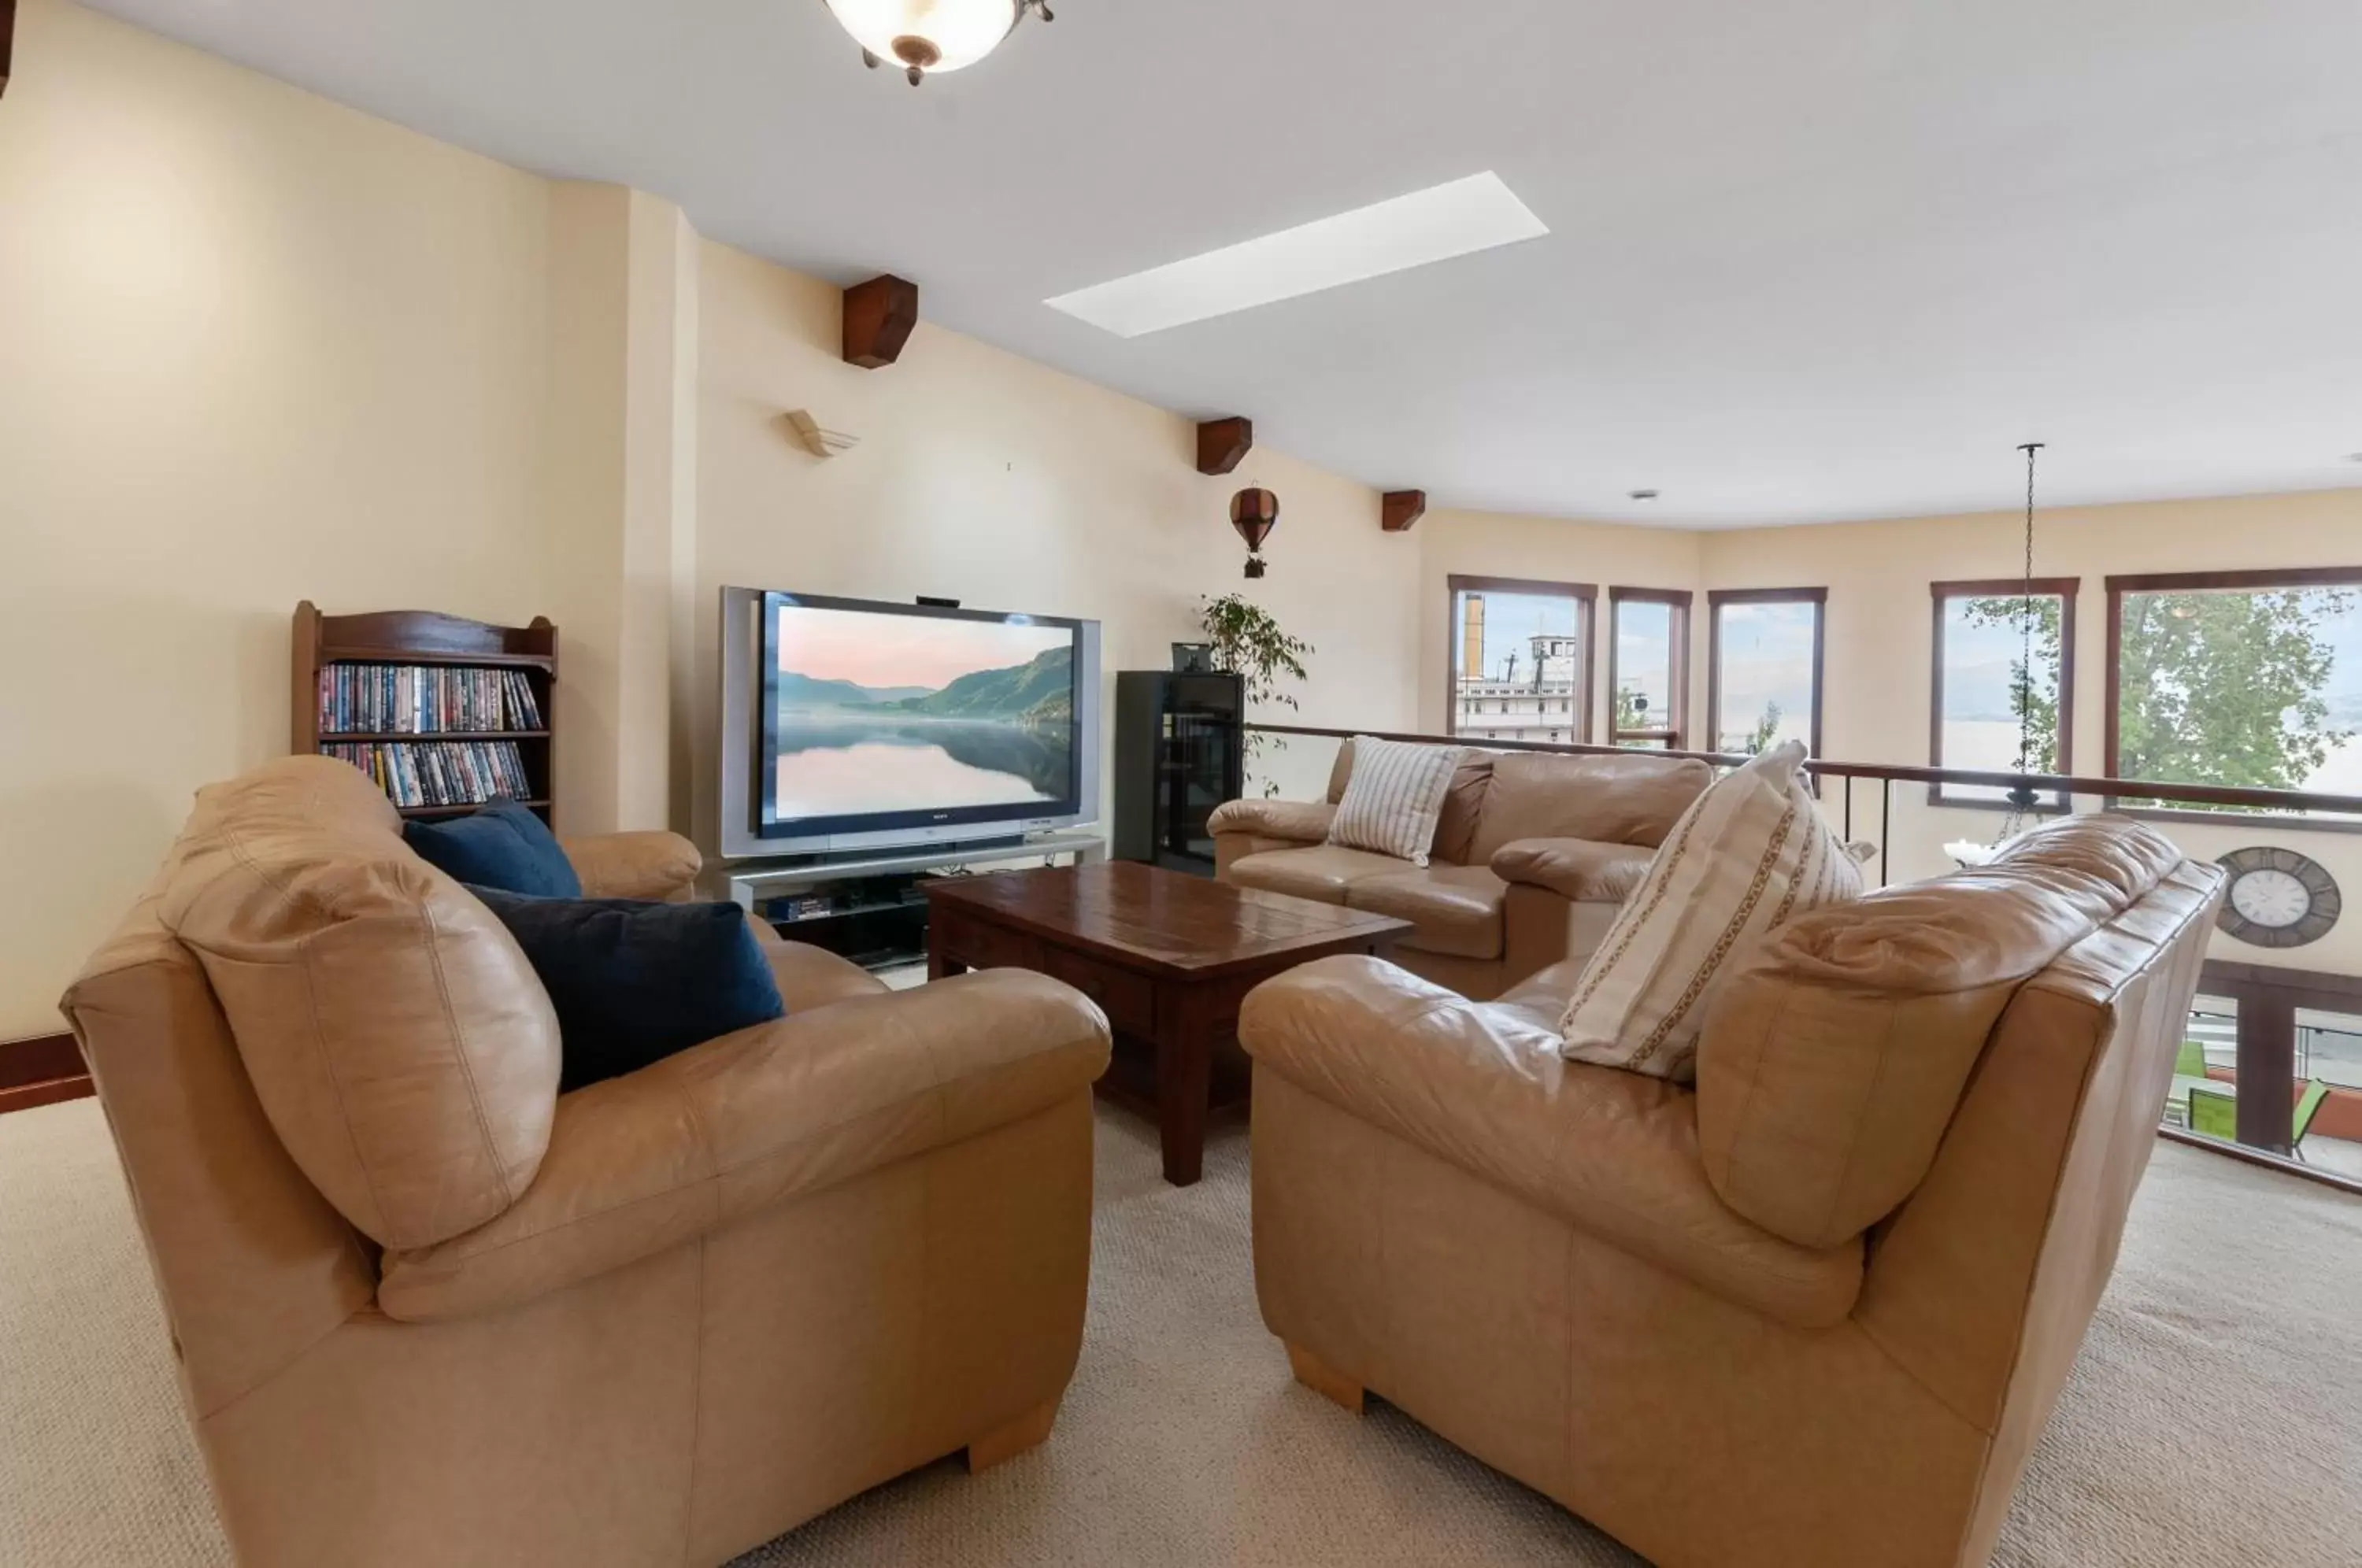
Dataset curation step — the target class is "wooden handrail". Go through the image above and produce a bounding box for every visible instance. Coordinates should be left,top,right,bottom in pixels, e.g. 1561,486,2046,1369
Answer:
1244,723,2362,818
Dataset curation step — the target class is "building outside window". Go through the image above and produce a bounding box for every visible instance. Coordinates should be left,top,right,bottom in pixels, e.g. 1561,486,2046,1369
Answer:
1448,576,1595,743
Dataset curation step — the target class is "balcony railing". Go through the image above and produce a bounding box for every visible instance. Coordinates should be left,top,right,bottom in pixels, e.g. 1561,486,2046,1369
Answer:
1245,721,2362,1196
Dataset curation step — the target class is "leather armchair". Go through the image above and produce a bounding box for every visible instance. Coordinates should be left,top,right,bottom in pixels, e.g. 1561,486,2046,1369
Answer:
1241,815,2224,1568
64,758,1111,1568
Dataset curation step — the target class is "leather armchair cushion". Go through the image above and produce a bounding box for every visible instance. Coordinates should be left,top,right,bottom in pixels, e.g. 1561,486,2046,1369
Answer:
156,756,561,1252
1206,798,1337,845
1467,753,1714,864
562,830,703,901
1697,814,2183,1250
1345,865,1509,960
378,968,1113,1322
1240,956,1863,1328
1226,844,1412,904
753,929,893,1011
1489,838,1654,904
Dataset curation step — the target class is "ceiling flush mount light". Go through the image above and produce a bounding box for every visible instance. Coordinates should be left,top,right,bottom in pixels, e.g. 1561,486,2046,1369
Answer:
823,0,1052,85
1047,172,1549,338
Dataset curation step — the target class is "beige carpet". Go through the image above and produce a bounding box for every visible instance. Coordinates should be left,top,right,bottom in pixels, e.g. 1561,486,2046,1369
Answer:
3,1097,2358,1568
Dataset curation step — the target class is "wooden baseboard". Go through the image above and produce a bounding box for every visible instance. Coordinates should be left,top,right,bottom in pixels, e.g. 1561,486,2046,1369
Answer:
0,1032,93,1117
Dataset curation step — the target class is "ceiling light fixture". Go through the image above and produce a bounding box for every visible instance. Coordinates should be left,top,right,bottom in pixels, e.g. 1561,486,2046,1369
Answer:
821,0,1052,86
1629,489,1660,501
1046,173,1549,338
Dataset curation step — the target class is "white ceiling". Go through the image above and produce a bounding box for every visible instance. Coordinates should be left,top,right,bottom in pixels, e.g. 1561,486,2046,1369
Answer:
82,0,2362,527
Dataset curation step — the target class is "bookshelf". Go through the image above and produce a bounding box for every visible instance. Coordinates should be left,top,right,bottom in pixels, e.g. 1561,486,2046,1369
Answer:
292,602,559,828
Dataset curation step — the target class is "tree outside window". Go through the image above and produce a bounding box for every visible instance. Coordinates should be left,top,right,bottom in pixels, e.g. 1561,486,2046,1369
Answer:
1931,579,2076,806
2107,571,2362,819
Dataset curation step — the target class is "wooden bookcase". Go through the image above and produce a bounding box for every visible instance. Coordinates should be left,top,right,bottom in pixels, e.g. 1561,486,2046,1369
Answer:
291,602,559,827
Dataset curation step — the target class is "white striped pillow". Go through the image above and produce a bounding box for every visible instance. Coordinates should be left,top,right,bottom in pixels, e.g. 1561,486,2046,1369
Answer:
1327,738,1465,867
1559,741,1865,1082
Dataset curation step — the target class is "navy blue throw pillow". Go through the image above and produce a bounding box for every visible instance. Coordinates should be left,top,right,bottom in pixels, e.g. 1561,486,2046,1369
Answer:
467,887,786,1091
404,799,582,898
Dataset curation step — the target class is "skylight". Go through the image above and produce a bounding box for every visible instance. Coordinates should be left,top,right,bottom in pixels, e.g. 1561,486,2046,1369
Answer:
1044,172,1549,338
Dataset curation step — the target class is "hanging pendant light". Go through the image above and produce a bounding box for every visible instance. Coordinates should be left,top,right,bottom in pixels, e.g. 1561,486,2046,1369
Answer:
1999,442,2047,838
1948,442,2048,869
822,0,1054,85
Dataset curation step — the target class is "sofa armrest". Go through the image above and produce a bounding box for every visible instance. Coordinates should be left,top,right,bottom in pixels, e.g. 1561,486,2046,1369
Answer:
1239,956,1861,1328
1490,838,1654,904
1207,798,1336,845
562,830,703,901
376,970,1111,1322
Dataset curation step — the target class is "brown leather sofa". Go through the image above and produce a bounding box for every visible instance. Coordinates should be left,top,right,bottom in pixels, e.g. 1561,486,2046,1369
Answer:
1240,815,2222,1568
1210,742,1712,1000
62,757,1112,1568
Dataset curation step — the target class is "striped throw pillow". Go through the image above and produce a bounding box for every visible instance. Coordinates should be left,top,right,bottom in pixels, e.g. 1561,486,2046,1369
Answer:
1559,741,1865,1082
1327,738,1465,867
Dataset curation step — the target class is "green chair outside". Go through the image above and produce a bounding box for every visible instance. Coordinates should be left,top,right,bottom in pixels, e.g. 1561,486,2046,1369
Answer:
2175,1038,2208,1078
2186,1080,2334,1160
2292,1081,2331,1160
2187,1085,2237,1141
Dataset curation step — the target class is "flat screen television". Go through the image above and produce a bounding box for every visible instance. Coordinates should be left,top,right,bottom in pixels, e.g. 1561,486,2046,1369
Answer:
716,587,1101,860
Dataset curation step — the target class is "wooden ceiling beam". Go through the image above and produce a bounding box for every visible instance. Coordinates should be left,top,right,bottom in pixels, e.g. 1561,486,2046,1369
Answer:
1382,490,1427,533
1196,416,1253,476
842,274,919,369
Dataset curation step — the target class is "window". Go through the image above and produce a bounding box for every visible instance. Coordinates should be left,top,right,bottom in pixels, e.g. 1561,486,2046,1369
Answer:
1930,579,2078,806
1607,588,1690,749
1448,576,1594,743
1708,589,1824,757
2106,568,2362,819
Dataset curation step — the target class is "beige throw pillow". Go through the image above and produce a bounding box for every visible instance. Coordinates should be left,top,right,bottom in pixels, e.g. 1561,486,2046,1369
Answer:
1327,737,1464,867
1559,741,1864,1082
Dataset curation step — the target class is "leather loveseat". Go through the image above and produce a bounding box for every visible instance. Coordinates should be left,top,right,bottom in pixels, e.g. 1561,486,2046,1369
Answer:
62,756,1112,1568
1240,814,2223,1568
1209,741,1712,1000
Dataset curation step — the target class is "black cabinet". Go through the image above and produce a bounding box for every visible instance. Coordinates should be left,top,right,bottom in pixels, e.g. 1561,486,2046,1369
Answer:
1113,671,1244,876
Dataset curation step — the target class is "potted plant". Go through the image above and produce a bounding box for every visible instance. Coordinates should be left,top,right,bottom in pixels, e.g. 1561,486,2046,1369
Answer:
1198,593,1312,798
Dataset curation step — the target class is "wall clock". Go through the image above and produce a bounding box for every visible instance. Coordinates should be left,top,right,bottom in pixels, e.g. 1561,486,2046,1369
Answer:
2215,847,2341,949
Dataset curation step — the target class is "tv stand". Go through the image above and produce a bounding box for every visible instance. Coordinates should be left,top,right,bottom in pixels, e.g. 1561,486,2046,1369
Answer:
713,831,1108,972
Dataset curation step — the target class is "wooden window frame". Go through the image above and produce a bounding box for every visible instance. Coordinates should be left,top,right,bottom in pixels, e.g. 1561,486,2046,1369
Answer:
1928,577,2080,809
1446,575,1597,742
2105,566,2362,830
1706,587,1826,760
1605,587,1693,749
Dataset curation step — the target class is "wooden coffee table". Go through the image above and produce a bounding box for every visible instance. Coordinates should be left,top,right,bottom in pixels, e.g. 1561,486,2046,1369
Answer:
924,861,1412,1186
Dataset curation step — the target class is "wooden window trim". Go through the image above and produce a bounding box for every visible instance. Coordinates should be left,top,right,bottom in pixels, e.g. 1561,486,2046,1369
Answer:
1446,575,1597,742
1606,587,1693,749
1705,587,1826,760
2104,567,2362,830
1928,577,2080,810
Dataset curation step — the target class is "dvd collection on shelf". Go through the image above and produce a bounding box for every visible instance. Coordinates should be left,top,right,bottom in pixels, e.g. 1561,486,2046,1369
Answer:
317,664,544,735
320,739,535,810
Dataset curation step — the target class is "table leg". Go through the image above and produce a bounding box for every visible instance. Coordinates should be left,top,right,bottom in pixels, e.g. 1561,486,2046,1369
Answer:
928,944,966,982
1153,987,1212,1187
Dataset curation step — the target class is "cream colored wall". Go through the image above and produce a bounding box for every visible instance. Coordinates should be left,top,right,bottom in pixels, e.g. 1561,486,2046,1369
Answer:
0,0,558,1037
690,239,1423,843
